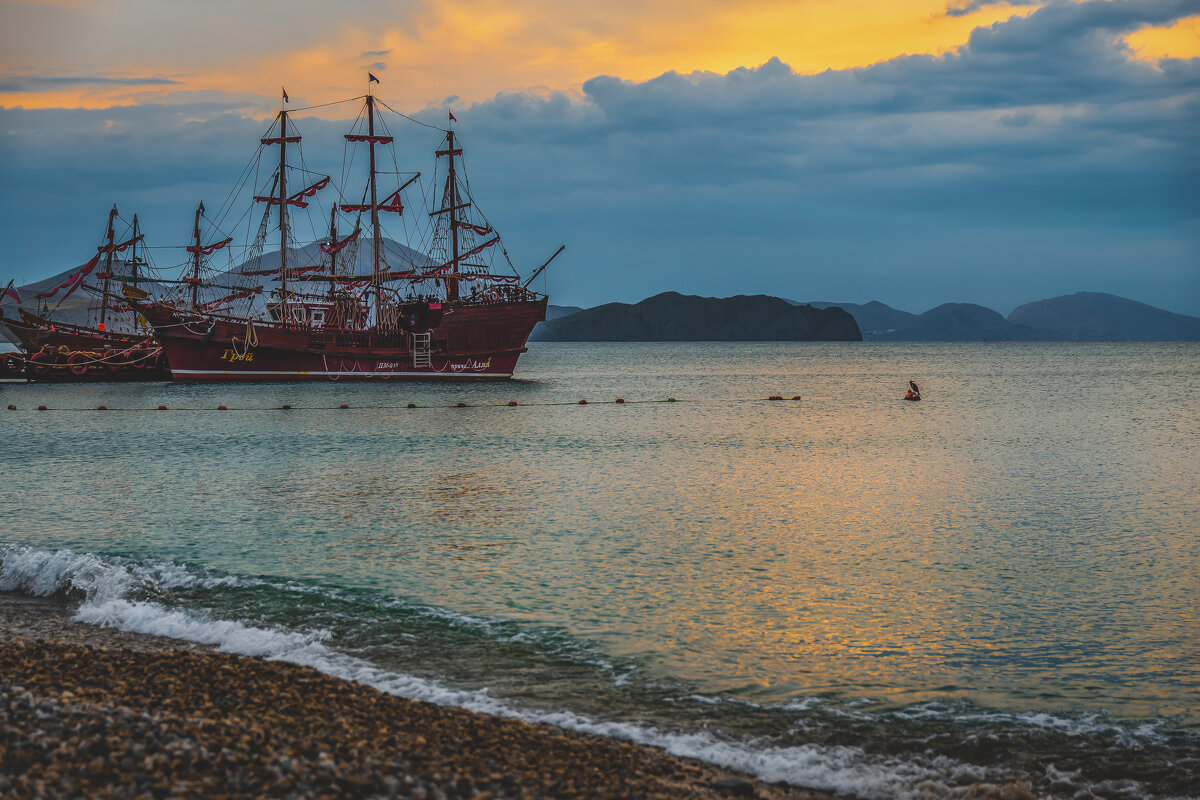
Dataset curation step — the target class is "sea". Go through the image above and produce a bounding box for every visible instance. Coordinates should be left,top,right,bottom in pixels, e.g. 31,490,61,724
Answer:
2,341,1197,799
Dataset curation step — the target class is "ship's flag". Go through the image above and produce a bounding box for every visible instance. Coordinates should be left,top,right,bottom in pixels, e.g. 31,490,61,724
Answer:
368,72,380,84
282,86,289,103
449,110,457,123
2,280,19,303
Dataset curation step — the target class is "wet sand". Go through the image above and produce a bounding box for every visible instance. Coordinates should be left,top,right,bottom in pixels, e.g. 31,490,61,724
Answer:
1,593,831,799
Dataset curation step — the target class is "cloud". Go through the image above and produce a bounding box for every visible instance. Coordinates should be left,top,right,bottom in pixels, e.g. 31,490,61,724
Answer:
945,0,1042,18
361,50,392,58
2,0,1197,315
0,74,181,92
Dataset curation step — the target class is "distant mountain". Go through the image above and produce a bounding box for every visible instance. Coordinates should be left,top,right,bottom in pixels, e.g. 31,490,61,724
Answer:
530,292,861,342
545,305,583,321
1007,292,1200,341
530,304,584,339
796,295,1200,341
802,301,919,338
879,303,1048,342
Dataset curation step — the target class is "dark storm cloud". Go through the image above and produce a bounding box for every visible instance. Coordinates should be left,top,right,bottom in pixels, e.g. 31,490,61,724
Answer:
0,74,181,92
2,0,1197,314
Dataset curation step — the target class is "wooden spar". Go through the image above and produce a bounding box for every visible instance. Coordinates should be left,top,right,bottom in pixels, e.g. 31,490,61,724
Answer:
99,204,117,329
129,214,141,289
277,110,290,321
367,94,382,326
327,203,338,304
446,130,460,302
523,245,565,288
190,204,203,310
428,202,471,217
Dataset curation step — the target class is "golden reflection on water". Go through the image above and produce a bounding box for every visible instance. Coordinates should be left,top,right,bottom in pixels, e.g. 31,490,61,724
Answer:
5,342,1198,719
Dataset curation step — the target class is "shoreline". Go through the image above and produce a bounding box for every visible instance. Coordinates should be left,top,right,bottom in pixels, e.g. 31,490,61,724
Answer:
1,592,830,799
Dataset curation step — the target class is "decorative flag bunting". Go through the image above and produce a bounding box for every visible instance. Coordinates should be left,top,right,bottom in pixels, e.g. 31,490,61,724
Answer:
199,286,263,312
453,220,493,236
253,176,330,209
340,188,404,214
37,253,101,299
185,237,233,256
320,229,360,254
97,234,144,254
344,134,394,145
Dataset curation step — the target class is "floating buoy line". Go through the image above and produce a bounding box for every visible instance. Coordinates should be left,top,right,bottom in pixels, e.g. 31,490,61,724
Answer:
3,396,803,412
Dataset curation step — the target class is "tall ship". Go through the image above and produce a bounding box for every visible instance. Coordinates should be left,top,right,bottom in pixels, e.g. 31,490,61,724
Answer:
0,207,171,380
138,89,558,382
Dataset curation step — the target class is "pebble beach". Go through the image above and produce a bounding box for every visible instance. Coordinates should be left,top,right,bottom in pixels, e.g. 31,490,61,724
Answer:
1,593,829,799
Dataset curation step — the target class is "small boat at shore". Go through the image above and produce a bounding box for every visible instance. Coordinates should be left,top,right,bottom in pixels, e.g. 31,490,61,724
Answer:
0,207,170,381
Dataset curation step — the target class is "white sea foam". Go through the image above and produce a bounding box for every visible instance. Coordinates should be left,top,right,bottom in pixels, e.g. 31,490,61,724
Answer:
0,545,1179,800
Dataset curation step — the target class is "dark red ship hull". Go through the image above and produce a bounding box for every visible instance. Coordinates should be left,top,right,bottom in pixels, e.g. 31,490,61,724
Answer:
140,298,546,382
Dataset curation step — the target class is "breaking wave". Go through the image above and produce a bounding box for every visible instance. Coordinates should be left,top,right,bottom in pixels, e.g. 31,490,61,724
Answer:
1,544,1194,800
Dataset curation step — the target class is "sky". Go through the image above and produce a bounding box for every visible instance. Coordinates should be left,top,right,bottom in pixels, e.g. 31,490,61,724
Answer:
1,0,1198,315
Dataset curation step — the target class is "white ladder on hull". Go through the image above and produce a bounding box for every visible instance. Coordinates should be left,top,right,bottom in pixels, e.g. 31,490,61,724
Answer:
411,331,432,368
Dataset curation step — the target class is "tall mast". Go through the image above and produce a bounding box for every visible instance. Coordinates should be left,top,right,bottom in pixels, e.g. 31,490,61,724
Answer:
129,214,140,289
190,204,203,310
327,203,338,304
367,94,382,324
99,204,117,329
446,130,460,303
278,110,290,321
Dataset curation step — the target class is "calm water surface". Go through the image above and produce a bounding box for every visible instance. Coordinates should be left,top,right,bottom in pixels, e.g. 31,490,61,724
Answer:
2,342,1198,798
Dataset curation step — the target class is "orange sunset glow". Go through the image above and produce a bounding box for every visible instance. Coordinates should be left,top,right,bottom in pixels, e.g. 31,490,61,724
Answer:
4,0,1195,113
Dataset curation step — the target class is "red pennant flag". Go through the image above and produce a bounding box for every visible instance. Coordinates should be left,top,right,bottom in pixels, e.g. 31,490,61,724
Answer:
449,110,457,123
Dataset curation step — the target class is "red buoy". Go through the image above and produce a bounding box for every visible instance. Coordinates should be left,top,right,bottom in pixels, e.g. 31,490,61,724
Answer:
97,405,107,410
37,405,48,411
157,404,168,410
615,398,625,404
339,403,349,409
792,395,802,401
578,399,588,405
457,402,467,407
217,405,228,410
508,400,518,406
768,395,784,401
